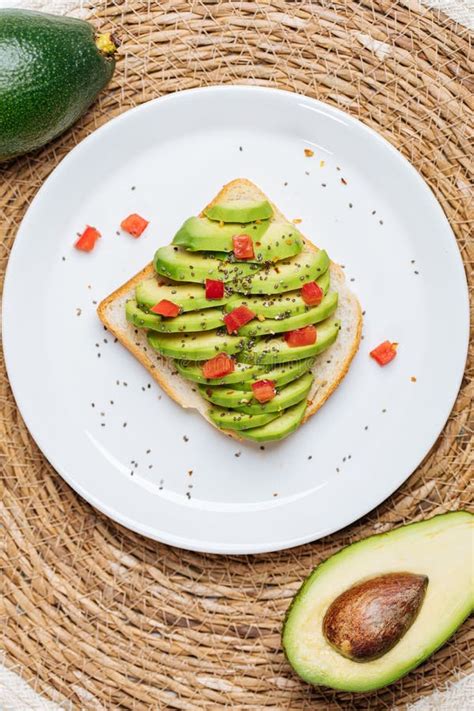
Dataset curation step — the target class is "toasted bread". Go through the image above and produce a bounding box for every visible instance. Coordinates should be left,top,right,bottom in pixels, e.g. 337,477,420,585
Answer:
98,179,362,438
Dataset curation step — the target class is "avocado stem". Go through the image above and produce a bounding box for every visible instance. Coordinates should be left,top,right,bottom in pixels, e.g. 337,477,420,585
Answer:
95,33,118,57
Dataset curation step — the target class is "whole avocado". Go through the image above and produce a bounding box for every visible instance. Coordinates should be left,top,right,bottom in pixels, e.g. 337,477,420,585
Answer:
0,9,116,161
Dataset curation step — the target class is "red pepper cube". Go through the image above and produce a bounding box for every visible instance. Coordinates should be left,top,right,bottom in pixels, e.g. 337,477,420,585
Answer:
285,325,317,347
205,278,225,300
75,225,101,252
232,233,255,260
202,353,235,379
223,305,256,334
370,341,398,366
121,213,149,238
301,281,324,306
150,299,181,317
252,380,276,404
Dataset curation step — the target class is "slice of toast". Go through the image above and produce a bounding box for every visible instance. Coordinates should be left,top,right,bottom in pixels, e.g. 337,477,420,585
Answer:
98,179,362,438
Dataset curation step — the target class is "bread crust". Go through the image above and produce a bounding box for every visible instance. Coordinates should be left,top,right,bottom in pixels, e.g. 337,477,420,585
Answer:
97,179,362,440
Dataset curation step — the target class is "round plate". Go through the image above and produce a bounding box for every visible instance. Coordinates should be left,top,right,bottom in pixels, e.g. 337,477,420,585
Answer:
3,87,468,554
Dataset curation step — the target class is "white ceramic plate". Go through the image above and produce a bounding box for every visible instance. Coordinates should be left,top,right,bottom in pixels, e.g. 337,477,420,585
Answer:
3,87,468,554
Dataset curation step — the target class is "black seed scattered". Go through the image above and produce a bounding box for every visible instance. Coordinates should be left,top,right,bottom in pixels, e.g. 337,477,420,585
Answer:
100,412,105,417
414,270,419,275
336,467,340,473
239,146,243,151
364,425,368,430
308,455,312,460
62,256,66,261
348,455,352,459
123,382,128,387
372,210,376,215
123,422,127,427
260,446,265,451
362,310,366,316
97,353,101,358
146,449,151,454
183,435,189,442
116,231,120,236
114,338,118,343
91,403,95,408
148,464,153,469
382,408,387,413
349,203,353,208
131,186,136,190
284,182,288,186
234,451,241,457
411,259,415,264
350,277,355,282
321,183,326,187
343,457,346,462
379,220,383,225
186,492,191,499
76,308,82,316
336,166,341,171
101,423,105,427
116,380,120,385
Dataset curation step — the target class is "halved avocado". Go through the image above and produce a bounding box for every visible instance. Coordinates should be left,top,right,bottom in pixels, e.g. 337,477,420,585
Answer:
239,248,329,295
226,270,330,319
239,399,308,442
147,329,247,360
282,511,474,693
175,360,267,385
204,199,273,223
208,407,280,431
239,318,340,364
136,278,227,311
231,358,315,391
239,292,338,336
154,246,260,285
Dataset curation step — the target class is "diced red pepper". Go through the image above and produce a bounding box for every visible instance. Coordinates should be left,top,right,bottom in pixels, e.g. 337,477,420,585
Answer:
370,341,398,366
223,305,256,334
301,281,324,306
285,325,317,347
150,299,181,317
205,278,225,300
232,233,255,260
75,225,101,252
202,353,235,379
121,213,149,237
252,380,276,404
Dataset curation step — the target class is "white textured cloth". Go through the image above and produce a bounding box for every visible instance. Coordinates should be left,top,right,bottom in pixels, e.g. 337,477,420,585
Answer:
0,0,472,708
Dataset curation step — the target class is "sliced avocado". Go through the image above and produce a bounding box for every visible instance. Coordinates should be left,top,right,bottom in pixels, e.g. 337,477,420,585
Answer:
136,278,227,312
126,300,224,333
154,246,260,285
125,300,161,330
239,291,338,336
173,217,303,263
239,318,340,364
208,407,280,431
175,360,267,385
172,216,269,252
240,399,308,442
226,269,330,319
231,358,315,391
238,248,329,295
199,385,254,409
282,511,474,693
147,329,247,361
204,199,273,223
234,373,313,414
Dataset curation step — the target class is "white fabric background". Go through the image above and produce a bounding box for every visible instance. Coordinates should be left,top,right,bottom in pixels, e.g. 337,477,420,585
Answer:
0,0,472,708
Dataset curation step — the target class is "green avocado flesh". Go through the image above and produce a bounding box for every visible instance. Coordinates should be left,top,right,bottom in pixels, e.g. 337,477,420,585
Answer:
231,358,315,391
154,246,260,285
147,329,247,360
136,278,227,311
240,399,308,442
175,360,267,385
282,511,474,692
200,372,313,412
204,199,273,223
239,318,340,364
126,300,224,333
238,292,338,336
124,194,345,441
209,407,280,431
226,270,330,318
173,217,303,263
0,10,116,161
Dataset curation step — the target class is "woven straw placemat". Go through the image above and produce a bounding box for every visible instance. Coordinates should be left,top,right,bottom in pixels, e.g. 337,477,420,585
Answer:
1,2,473,709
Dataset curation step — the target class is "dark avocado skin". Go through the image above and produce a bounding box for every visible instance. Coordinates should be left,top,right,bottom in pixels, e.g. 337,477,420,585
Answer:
0,10,115,161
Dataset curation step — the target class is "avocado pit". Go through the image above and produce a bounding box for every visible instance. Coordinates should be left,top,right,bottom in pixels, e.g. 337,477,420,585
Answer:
323,572,428,661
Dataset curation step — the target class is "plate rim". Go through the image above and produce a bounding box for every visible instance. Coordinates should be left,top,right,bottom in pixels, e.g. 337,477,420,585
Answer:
2,85,469,554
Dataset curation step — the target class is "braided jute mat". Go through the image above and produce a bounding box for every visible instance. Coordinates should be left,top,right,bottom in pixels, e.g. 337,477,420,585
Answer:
1,1,473,709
